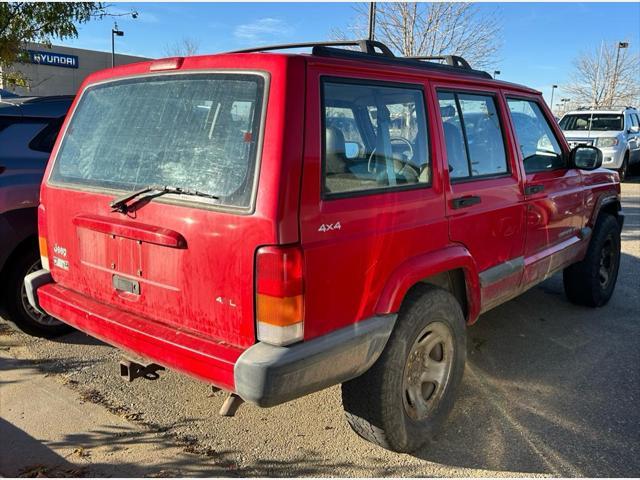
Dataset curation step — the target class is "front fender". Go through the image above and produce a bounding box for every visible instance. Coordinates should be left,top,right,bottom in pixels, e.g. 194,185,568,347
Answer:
375,244,481,324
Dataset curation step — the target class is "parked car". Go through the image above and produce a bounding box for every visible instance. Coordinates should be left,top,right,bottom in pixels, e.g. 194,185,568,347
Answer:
25,40,622,453
559,106,640,181
0,95,74,336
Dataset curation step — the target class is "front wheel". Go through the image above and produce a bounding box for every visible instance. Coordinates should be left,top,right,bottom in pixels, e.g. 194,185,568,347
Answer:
341,286,466,453
563,214,621,307
618,154,629,182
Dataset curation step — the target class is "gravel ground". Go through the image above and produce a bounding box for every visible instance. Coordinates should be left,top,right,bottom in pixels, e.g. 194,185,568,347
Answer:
1,179,639,477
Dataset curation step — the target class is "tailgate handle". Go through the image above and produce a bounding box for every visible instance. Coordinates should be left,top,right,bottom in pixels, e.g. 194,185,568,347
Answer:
113,275,140,295
525,184,545,195
451,195,481,209
73,214,186,248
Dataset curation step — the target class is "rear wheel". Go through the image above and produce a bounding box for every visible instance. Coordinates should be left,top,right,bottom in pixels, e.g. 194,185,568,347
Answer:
341,286,466,452
563,214,621,307
2,249,71,337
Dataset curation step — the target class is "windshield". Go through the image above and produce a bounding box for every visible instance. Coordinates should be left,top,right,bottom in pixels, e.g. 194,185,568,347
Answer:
559,113,623,132
50,73,265,208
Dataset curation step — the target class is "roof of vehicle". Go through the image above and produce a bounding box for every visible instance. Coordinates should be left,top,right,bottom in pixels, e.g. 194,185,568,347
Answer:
78,39,541,98
0,95,74,118
0,88,20,99
563,106,637,115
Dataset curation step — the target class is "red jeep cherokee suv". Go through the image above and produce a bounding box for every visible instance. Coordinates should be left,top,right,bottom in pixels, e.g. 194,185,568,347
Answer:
25,40,623,452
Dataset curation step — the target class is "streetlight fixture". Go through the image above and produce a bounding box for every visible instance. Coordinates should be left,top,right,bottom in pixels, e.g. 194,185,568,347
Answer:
550,85,558,113
111,22,124,68
611,41,629,105
493,70,501,79
110,11,138,68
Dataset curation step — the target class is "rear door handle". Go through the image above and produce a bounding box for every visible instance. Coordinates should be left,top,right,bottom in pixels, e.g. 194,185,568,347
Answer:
451,195,481,209
525,184,545,195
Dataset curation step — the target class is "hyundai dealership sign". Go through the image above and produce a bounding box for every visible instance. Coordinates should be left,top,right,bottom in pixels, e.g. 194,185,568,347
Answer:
28,50,79,69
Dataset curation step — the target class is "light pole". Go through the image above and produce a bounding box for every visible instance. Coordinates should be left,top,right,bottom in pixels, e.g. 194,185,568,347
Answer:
550,85,558,113
111,22,124,68
368,2,376,41
493,70,500,79
610,41,629,105
110,10,138,68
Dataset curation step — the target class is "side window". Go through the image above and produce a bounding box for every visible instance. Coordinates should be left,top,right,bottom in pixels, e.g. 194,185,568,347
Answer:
437,91,508,180
507,99,564,173
322,80,429,196
29,117,64,153
631,113,639,128
0,116,22,135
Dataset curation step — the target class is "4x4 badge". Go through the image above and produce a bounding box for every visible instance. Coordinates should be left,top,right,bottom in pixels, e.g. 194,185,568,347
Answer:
318,222,341,232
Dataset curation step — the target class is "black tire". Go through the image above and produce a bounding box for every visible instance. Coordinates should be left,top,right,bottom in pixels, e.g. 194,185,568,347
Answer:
341,285,466,453
1,248,71,338
618,153,629,182
563,214,621,307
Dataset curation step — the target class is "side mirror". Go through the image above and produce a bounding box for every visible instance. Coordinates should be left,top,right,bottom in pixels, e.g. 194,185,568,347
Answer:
344,141,360,159
570,145,602,170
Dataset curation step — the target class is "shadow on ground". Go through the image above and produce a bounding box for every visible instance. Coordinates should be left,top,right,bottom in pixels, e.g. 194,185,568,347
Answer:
416,251,640,476
1,192,638,477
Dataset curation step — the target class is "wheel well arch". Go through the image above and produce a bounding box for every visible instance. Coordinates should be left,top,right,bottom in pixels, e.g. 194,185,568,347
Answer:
0,235,38,286
599,199,621,217
375,246,482,325
592,196,623,231
403,269,468,319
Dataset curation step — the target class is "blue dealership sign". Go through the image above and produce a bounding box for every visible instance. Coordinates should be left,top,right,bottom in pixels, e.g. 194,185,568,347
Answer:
28,50,79,69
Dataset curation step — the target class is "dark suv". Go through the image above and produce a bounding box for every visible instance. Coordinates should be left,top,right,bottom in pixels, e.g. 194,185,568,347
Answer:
1,95,73,336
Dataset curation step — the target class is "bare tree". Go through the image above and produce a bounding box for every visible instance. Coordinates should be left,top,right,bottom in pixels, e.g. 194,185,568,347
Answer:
162,37,201,57
332,3,501,69
565,41,640,108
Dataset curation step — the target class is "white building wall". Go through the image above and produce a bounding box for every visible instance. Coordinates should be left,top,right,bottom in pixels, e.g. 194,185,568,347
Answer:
5,43,150,97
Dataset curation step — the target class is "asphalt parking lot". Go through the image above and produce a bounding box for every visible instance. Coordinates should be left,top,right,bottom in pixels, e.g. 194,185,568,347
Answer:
1,179,638,477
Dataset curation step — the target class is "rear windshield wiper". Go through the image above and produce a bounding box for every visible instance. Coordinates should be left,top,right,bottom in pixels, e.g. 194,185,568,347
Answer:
110,185,219,213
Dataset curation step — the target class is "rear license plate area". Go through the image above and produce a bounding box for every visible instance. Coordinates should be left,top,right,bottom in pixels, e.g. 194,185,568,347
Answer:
112,274,140,295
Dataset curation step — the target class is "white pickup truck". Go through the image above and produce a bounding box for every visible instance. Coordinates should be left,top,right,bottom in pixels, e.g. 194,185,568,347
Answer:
559,106,640,181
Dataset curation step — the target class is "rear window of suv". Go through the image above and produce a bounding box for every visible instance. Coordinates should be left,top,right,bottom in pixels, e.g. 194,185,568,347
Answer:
50,73,266,209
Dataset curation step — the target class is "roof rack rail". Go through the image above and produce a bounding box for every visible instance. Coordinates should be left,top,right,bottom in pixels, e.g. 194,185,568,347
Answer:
226,39,395,57
225,39,492,80
405,55,472,70
575,105,637,111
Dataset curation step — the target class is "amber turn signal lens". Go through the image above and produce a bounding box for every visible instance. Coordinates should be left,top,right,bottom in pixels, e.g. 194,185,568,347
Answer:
38,236,50,270
256,293,303,327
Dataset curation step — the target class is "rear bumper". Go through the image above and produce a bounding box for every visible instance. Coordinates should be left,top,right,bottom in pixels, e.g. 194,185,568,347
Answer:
24,269,52,315
235,314,396,407
27,273,396,406
32,278,242,391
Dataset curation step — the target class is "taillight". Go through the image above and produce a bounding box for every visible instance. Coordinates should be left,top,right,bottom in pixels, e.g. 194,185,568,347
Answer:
255,245,304,346
37,205,49,271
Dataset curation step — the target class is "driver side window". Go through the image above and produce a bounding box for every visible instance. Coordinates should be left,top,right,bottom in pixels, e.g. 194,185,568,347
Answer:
322,80,429,196
506,98,564,173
